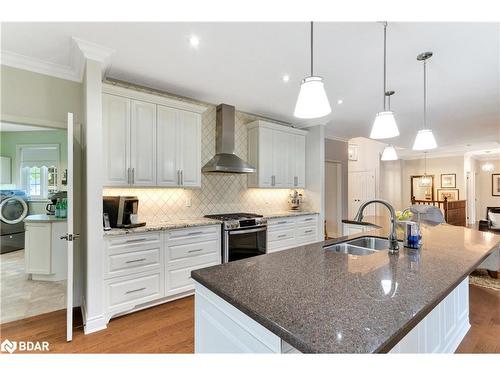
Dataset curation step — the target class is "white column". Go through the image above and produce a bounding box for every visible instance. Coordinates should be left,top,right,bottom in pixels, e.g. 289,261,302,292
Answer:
305,125,325,240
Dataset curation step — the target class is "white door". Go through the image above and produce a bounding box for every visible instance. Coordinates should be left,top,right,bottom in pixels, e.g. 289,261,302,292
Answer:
178,110,201,187
62,113,78,342
157,105,180,187
102,94,130,186
325,162,342,238
348,170,376,219
130,100,156,186
294,134,306,188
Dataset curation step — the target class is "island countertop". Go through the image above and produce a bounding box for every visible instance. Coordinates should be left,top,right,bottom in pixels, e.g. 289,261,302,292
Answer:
191,223,500,353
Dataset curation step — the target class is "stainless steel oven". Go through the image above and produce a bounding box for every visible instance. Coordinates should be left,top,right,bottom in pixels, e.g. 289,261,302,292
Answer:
204,213,267,263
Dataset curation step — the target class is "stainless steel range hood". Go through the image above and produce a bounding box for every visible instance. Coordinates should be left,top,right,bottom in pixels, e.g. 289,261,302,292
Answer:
201,104,256,174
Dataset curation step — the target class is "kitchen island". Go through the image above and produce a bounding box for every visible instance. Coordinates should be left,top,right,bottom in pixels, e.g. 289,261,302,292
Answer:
191,222,500,353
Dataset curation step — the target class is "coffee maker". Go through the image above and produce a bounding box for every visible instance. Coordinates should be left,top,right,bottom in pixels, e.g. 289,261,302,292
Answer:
46,191,67,215
102,196,146,229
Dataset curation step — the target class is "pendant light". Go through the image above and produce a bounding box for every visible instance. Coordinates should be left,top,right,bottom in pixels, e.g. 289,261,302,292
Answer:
380,91,399,161
413,52,438,150
481,161,495,172
294,22,331,119
419,152,433,187
370,22,400,140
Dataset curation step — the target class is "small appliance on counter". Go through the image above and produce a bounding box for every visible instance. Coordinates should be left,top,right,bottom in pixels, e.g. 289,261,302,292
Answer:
46,191,67,215
102,196,146,229
288,190,303,211
402,221,422,249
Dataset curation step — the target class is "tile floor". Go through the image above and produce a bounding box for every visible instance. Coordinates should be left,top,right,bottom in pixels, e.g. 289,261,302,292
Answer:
0,249,66,324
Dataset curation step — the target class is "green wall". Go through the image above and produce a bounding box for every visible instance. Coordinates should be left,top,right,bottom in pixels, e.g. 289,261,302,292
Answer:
0,129,68,189
1,65,83,126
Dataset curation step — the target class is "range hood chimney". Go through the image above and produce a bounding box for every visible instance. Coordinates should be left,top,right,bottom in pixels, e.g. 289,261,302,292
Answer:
201,104,256,174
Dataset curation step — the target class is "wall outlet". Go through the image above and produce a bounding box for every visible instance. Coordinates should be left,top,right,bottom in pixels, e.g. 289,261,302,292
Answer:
185,197,192,207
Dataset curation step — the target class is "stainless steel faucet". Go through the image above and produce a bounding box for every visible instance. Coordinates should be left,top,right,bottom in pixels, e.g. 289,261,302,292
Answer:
353,199,399,253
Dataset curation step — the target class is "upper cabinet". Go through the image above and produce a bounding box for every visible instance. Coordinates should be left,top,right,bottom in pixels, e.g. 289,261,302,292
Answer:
247,121,307,189
102,84,206,188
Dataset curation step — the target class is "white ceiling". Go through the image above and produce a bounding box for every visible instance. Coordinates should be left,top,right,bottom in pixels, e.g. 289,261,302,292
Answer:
1,22,499,151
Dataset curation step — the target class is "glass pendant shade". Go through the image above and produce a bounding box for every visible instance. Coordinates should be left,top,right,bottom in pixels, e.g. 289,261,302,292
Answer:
419,175,433,187
412,129,437,150
294,76,331,119
381,145,398,161
370,111,400,139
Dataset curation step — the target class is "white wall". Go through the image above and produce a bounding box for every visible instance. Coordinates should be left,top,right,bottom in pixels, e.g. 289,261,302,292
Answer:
380,159,404,211
306,125,325,240
325,138,348,219
476,158,500,220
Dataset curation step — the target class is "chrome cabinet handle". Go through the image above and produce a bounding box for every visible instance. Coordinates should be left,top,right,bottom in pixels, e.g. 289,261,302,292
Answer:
124,238,147,243
187,231,204,236
125,258,146,264
177,170,180,185
304,218,313,221
181,170,183,185
304,229,313,233
278,234,287,238
294,176,298,186
188,248,203,253
125,287,146,294
272,175,275,186
277,221,287,225
132,168,135,184
127,168,131,184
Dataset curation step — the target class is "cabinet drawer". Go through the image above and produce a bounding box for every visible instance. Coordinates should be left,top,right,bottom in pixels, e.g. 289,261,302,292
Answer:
106,271,163,310
296,215,318,225
295,225,317,238
106,248,161,278
167,225,220,244
105,233,161,251
268,228,295,242
268,217,296,231
166,259,219,296
167,239,219,262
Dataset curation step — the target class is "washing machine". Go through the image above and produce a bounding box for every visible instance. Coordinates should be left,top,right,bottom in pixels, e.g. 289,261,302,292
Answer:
0,190,29,254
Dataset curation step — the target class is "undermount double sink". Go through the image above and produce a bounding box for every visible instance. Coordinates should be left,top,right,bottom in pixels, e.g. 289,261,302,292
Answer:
324,236,403,256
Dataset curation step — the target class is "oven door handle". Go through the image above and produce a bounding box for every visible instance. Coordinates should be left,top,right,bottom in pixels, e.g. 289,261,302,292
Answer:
228,227,267,235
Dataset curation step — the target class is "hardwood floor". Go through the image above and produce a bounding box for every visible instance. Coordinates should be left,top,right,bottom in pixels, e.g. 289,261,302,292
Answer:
1,285,499,354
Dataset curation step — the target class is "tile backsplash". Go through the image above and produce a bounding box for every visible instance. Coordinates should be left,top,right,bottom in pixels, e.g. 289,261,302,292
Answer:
103,81,308,223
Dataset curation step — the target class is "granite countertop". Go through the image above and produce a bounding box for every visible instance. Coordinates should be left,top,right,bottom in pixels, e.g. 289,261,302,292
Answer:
191,222,500,353
103,217,222,236
24,214,67,223
261,211,319,219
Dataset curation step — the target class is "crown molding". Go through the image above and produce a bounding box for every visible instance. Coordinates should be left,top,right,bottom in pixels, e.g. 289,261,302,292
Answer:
1,49,81,82
1,37,114,83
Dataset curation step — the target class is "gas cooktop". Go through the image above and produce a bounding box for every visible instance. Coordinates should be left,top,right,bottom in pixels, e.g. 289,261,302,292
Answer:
204,213,266,230
204,212,263,221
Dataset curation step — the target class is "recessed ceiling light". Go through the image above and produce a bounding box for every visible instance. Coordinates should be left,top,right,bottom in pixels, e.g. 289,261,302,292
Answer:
282,74,290,83
189,35,200,48
337,99,343,104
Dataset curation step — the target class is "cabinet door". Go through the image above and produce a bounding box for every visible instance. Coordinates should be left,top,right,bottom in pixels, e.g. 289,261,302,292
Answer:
156,105,180,186
25,223,52,274
272,130,288,187
284,133,296,188
258,127,274,187
178,109,201,187
103,94,130,186
294,134,306,188
130,100,156,186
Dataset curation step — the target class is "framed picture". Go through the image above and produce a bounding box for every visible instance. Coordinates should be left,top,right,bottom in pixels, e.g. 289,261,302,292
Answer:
493,174,500,196
348,144,358,161
437,188,459,201
440,173,456,188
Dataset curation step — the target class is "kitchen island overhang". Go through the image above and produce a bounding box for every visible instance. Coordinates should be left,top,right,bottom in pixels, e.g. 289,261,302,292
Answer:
191,223,500,353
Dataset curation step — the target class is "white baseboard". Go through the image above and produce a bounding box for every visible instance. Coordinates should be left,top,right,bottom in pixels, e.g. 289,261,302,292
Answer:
81,298,107,334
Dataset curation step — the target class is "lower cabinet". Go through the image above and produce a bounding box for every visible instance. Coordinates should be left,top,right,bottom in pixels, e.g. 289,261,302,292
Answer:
267,214,319,253
103,224,221,323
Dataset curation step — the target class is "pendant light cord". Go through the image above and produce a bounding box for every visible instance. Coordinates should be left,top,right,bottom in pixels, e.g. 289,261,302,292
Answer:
310,21,314,77
423,59,427,129
383,21,387,110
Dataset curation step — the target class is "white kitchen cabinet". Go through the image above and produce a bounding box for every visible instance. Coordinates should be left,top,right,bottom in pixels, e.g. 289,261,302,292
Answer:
25,220,67,281
267,214,319,252
102,224,221,324
247,121,307,188
130,100,156,186
103,84,205,188
103,94,130,186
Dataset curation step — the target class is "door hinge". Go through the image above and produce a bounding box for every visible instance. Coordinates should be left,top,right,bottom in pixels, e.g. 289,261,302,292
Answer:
60,233,80,242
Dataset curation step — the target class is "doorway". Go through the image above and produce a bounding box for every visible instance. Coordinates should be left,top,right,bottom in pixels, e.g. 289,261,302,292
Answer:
325,161,342,238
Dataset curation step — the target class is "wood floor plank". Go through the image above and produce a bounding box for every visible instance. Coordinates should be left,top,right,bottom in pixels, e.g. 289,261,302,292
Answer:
1,285,498,354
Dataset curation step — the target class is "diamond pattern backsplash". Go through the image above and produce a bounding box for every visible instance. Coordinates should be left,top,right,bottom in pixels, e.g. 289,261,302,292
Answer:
103,83,308,223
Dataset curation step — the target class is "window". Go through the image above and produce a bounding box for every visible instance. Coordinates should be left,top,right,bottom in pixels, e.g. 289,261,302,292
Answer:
17,144,60,199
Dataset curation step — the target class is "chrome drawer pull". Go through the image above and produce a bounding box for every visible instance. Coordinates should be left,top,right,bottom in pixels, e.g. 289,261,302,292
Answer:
125,258,146,264
188,248,203,253
124,238,147,244
276,221,287,225
277,234,287,238
304,218,314,221
125,287,146,294
304,229,313,233
187,231,204,236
